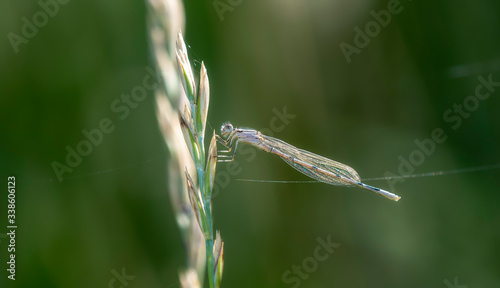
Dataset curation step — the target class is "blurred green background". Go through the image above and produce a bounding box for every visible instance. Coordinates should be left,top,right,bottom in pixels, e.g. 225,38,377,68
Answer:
1,0,499,287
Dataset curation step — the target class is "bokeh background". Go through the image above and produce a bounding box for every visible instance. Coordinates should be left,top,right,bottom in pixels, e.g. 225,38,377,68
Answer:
1,0,500,287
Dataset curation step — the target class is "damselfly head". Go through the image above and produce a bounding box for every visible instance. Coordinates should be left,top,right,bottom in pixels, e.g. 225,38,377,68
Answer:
220,123,234,137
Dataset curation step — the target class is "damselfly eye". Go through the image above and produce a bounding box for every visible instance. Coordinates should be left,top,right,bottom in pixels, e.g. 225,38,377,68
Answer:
221,123,233,135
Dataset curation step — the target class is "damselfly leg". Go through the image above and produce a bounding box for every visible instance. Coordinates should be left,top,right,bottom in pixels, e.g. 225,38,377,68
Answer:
216,133,240,162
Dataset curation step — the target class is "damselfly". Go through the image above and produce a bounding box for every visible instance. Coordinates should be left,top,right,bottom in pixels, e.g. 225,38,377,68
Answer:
216,123,401,201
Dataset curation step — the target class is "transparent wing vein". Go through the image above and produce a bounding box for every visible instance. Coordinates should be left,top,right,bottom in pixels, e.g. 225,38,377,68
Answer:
261,134,361,186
